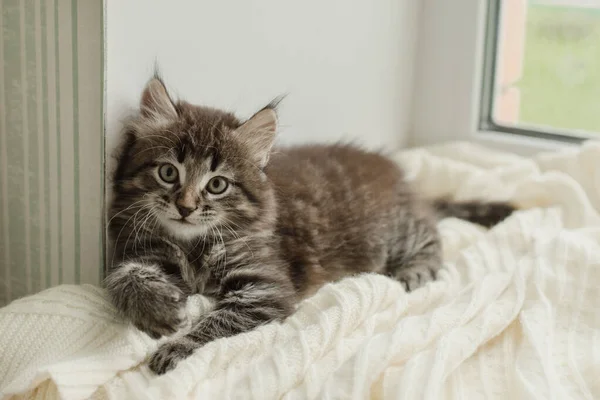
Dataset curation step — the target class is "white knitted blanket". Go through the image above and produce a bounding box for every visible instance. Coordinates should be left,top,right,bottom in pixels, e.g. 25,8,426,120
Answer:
2,142,600,400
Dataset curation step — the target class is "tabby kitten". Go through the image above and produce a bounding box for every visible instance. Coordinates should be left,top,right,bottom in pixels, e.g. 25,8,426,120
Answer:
106,76,514,374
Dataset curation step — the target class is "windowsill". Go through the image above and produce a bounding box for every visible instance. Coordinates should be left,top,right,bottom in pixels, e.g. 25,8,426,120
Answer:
412,130,582,156
474,130,582,155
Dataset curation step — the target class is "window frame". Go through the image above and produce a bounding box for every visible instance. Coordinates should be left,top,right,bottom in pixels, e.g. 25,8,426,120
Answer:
410,0,584,155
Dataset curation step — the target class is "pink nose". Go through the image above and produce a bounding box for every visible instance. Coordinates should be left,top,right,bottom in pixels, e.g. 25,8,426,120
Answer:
176,186,198,218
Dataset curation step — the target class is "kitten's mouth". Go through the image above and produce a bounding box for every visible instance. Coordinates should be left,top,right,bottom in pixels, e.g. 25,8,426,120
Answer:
171,218,194,225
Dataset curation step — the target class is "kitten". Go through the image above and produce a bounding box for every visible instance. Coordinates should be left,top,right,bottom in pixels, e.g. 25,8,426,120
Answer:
105,75,515,374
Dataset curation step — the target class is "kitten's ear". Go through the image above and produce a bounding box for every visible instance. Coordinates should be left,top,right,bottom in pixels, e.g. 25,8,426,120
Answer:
140,77,177,120
234,107,278,168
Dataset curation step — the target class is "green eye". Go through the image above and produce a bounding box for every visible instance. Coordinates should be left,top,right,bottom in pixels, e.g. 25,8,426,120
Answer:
158,163,179,183
206,176,229,195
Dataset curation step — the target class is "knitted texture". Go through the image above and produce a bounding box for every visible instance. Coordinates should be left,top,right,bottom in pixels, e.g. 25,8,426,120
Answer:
2,142,600,399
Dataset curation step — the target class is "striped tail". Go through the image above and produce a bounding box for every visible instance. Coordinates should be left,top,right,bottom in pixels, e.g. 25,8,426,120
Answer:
433,198,516,228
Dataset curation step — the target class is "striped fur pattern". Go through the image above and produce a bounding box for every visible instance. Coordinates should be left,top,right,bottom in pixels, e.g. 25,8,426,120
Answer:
106,76,515,374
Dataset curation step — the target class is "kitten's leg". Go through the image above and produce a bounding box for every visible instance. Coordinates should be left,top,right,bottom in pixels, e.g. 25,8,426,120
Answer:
386,211,442,292
148,267,294,374
105,260,188,339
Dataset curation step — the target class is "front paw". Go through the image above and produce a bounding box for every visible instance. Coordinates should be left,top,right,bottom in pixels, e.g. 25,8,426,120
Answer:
105,262,188,338
132,291,187,339
148,339,197,374
396,267,436,292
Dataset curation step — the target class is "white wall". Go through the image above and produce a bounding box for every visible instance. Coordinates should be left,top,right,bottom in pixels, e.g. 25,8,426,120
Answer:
106,0,420,159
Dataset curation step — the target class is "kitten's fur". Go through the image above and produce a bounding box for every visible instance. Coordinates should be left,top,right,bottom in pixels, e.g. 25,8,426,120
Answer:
106,76,514,374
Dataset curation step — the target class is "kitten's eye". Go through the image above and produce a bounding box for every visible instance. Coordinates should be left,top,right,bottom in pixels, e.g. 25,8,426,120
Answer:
158,163,179,183
206,176,229,195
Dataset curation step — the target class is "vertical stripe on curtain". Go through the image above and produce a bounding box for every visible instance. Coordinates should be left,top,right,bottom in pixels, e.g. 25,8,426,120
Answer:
0,0,104,306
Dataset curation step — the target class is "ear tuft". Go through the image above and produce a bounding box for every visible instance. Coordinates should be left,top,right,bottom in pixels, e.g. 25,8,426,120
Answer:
234,107,278,168
242,108,278,135
140,77,177,120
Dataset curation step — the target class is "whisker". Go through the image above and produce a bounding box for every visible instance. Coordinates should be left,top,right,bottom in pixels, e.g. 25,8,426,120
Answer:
221,219,255,259
111,203,152,266
123,205,153,258
135,205,158,257
143,207,161,259
107,198,148,225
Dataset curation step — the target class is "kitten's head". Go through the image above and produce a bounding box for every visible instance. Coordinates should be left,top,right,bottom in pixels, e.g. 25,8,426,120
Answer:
111,76,278,241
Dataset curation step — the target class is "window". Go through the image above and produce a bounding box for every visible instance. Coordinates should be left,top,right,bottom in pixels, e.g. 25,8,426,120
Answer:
481,0,600,141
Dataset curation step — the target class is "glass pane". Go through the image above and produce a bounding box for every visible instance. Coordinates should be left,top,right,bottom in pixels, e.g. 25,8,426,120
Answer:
492,0,600,135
